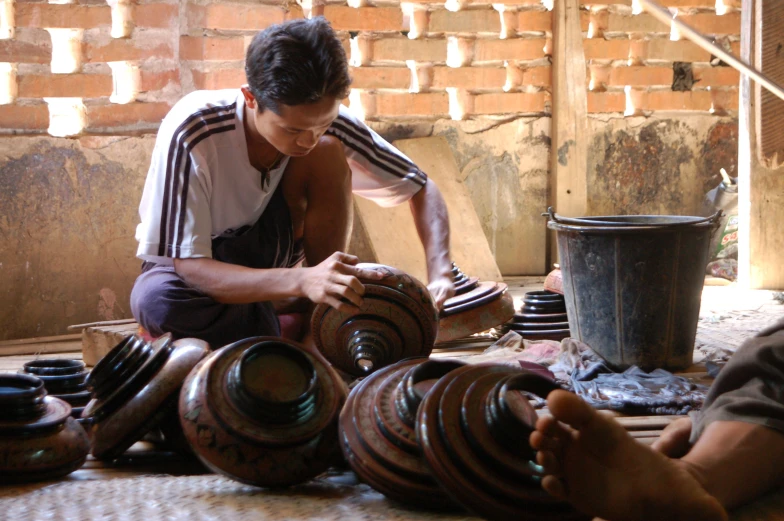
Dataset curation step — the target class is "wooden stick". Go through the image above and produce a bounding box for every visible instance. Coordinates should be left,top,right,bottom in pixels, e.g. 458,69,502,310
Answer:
0,334,81,347
67,318,138,331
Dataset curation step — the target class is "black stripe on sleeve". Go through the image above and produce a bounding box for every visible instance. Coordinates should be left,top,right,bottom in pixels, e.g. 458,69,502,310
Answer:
158,103,236,256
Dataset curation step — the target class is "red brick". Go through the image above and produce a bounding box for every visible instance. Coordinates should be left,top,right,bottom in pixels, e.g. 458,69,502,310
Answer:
635,39,711,62
16,3,111,28
180,36,245,61
693,66,740,86
659,0,717,5
373,38,447,63
85,101,171,129
680,13,740,35
517,10,552,32
583,39,630,60
429,9,500,34
351,67,410,90
17,74,113,98
473,92,548,114
375,92,449,116
579,0,631,5
140,69,179,92
522,66,551,87
645,90,712,111
133,3,178,29
191,68,246,90
324,6,403,32
187,4,298,32
0,39,51,64
0,103,49,130
609,66,673,86
84,39,174,62
711,88,739,111
432,66,505,89
469,0,542,4
474,38,547,62
587,91,625,113
607,14,664,34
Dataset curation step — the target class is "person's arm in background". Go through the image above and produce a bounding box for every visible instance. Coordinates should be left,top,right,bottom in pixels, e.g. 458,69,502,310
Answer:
409,179,454,308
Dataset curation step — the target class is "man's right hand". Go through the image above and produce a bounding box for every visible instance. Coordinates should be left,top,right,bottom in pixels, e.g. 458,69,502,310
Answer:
298,252,384,313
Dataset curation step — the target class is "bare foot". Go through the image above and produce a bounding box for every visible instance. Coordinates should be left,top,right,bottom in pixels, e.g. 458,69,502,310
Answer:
529,391,728,521
652,417,693,458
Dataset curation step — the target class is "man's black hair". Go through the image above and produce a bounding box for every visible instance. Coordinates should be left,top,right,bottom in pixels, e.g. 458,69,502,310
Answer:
245,17,351,114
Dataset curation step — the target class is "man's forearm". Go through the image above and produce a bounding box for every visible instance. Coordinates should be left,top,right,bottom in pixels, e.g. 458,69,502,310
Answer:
174,257,302,304
409,179,452,282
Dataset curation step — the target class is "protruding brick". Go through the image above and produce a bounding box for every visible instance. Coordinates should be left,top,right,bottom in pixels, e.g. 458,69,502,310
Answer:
583,39,630,60
375,92,449,116
140,69,179,92
133,3,178,29
85,101,171,130
609,66,673,86
473,38,547,62
589,64,611,91
499,9,517,39
16,4,111,29
432,66,505,89
473,91,547,113
0,103,48,130
324,6,403,31
645,90,712,111
517,10,552,33
587,91,625,113
409,62,432,92
0,39,51,64
187,4,297,32
429,9,500,34
17,74,113,98
179,37,245,61
191,68,246,91
373,38,447,63
85,39,174,63
636,39,711,62
350,66,410,89
446,36,474,68
680,13,741,35
0,62,15,104
110,0,133,39
693,66,739,86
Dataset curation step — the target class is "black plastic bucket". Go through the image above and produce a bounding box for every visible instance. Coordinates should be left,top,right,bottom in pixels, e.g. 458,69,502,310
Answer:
547,209,721,371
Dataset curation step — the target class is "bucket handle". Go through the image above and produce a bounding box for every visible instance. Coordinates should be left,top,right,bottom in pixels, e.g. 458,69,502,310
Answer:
544,207,723,227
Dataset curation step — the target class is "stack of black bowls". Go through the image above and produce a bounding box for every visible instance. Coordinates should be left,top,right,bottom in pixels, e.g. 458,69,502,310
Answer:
503,291,571,342
21,360,91,423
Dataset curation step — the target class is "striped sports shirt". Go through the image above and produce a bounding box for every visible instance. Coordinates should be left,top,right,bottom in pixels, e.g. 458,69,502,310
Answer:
135,89,427,265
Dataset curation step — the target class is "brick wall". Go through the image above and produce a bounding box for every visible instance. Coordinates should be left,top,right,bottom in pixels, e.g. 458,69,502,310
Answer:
0,0,740,135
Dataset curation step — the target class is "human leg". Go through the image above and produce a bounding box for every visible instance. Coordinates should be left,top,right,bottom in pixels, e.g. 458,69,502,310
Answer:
130,264,280,349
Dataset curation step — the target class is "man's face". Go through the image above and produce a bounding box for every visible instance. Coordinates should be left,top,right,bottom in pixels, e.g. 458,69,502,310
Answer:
241,87,341,157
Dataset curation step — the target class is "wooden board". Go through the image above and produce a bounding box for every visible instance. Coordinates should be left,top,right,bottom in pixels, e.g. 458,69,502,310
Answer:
757,0,784,167
81,322,141,366
549,0,588,266
352,136,502,284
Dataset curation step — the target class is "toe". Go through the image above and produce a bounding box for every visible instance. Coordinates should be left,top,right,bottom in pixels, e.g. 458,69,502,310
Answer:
547,390,628,451
541,475,568,500
529,430,561,452
536,449,563,475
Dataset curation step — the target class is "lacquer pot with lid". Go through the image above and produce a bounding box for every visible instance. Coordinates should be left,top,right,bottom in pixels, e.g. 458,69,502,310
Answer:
0,374,90,483
179,337,348,487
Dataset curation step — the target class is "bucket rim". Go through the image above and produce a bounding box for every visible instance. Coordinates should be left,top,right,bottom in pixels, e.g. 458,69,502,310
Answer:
546,220,720,234
544,207,722,228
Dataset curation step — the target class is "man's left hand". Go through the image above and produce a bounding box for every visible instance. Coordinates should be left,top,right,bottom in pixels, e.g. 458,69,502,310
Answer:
427,275,455,311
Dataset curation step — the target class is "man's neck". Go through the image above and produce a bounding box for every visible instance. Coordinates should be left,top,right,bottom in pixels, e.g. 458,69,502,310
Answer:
243,105,279,167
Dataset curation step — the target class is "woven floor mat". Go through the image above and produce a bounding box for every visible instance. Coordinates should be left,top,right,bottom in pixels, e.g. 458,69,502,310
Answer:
0,471,477,521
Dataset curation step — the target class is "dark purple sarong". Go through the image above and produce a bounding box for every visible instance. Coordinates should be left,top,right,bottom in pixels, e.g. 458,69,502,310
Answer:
130,183,305,349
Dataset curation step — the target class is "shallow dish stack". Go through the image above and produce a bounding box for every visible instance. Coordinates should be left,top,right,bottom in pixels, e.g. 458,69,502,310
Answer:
21,359,91,423
503,291,570,342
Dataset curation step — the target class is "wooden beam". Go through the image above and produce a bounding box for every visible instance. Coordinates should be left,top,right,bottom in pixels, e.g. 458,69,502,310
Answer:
550,0,588,265
738,0,784,289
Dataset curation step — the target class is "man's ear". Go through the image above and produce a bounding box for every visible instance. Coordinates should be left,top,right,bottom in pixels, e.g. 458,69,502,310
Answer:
240,86,256,109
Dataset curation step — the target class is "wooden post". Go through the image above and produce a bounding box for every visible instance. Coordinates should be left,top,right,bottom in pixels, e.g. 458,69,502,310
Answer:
549,0,588,266
738,0,784,289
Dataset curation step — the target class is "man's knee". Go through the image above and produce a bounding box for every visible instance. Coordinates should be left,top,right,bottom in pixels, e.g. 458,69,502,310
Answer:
130,271,195,335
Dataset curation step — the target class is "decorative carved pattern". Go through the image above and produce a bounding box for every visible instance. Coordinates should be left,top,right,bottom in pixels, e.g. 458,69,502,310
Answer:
179,337,348,488
311,263,438,376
